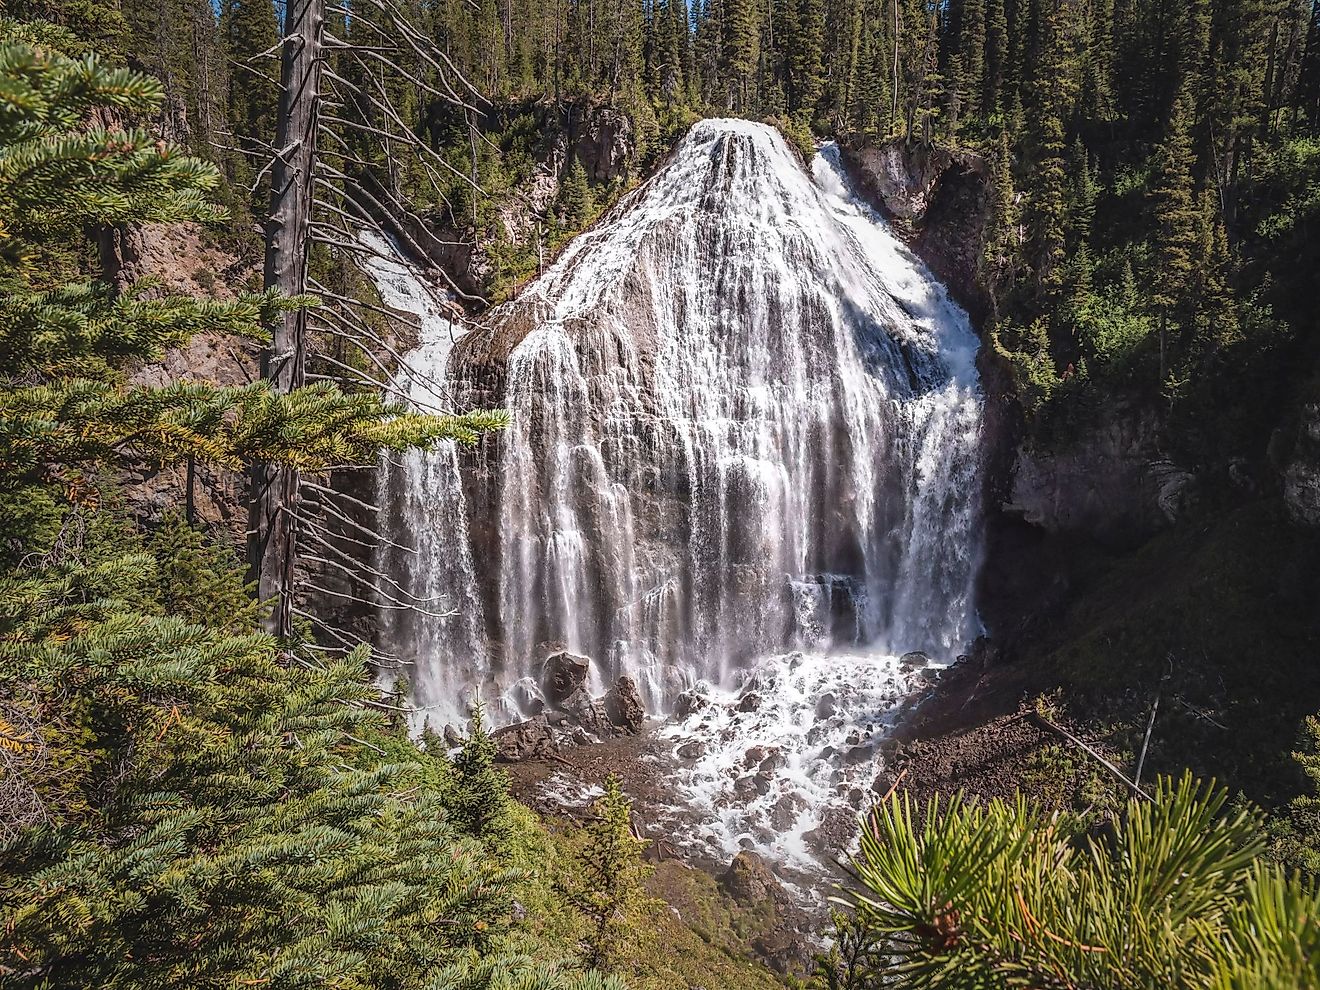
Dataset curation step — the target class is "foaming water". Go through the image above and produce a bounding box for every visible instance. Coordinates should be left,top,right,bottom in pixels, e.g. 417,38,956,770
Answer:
367,120,984,863
660,651,931,870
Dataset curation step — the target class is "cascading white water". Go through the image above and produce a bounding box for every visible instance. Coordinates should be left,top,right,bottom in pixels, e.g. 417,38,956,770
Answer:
372,119,982,740
365,234,491,717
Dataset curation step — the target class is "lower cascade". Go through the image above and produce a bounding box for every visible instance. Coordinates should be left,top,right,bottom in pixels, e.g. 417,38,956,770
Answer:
370,118,984,864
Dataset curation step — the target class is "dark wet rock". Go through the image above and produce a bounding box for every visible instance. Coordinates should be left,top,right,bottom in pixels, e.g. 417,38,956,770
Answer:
753,772,773,796
442,723,462,748
770,792,807,830
743,745,779,768
957,635,1002,668
720,850,785,907
673,689,710,720
815,692,838,719
542,651,590,705
870,771,895,796
899,651,931,670
846,787,866,808
818,745,836,761
803,805,860,855
604,674,646,733
737,692,762,713
676,739,706,760
559,686,614,738
492,715,559,762
759,750,788,773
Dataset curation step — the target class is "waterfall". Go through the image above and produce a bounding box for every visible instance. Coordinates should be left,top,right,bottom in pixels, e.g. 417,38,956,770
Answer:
370,119,983,733
365,233,491,716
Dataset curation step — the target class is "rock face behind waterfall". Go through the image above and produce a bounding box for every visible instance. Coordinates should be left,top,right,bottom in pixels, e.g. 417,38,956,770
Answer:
382,119,984,722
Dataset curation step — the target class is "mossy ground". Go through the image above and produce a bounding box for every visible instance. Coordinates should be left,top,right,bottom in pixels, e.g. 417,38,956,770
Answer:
505,806,789,990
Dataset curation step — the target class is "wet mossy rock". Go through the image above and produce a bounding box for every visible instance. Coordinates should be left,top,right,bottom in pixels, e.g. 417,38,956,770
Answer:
719,850,787,908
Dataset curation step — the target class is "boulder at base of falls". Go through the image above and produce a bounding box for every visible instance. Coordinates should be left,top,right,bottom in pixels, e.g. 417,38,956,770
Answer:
720,850,788,908
541,651,590,705
673,689,710,720
492,715,559,762
559,687,615,739
604,675,646,733
899,651,931,670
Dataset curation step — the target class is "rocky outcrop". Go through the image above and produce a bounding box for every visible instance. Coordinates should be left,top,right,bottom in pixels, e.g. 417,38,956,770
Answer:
1284,402,1320,526
104,223,260,547
495,654,648,761
604,675,646,733
542,651,591,704
573,106,635,184
493,715,560,762
720,850,787,907
840,138,991,322
1003,401,1194,542
399,99,638,305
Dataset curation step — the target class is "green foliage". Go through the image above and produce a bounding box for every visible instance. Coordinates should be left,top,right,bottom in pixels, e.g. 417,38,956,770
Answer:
0,39,606,990
562,775,659,973
842,774,1320,988
1273,715,1320,874
449,702,515,850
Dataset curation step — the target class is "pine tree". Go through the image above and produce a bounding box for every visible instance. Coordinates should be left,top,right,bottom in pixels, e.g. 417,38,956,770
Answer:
844,775,1320,988
219,0,280,201
1149,90,1199,382
564,775,659,973
958,0,987,121
449,701,514,847
558,155,595,230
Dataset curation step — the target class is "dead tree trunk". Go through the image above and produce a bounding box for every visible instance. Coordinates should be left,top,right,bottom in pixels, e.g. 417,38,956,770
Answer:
250,0,324,638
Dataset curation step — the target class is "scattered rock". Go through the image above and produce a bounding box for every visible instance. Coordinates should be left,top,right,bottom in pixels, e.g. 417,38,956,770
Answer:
752,931,814,976
737,692,762,713
803,805,860,855
899,651,931,670
814,692,838,719
676,739,706,760
870,771,895,796
673,689,710,720
759,750,788,773
769,792,807,830
542,651,590,704
442,723,462,748
604,674,646,733
492,716,559,762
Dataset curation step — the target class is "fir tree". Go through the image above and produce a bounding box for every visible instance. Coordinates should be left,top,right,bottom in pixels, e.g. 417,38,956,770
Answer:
1149,90,1199,381
449,701,515,848
564,775,659,973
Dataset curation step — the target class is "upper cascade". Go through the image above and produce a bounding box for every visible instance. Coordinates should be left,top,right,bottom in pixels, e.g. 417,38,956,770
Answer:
375,118,984,724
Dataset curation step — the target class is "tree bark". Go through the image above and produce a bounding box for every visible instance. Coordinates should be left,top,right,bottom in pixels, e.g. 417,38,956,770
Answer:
250,0,324,638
